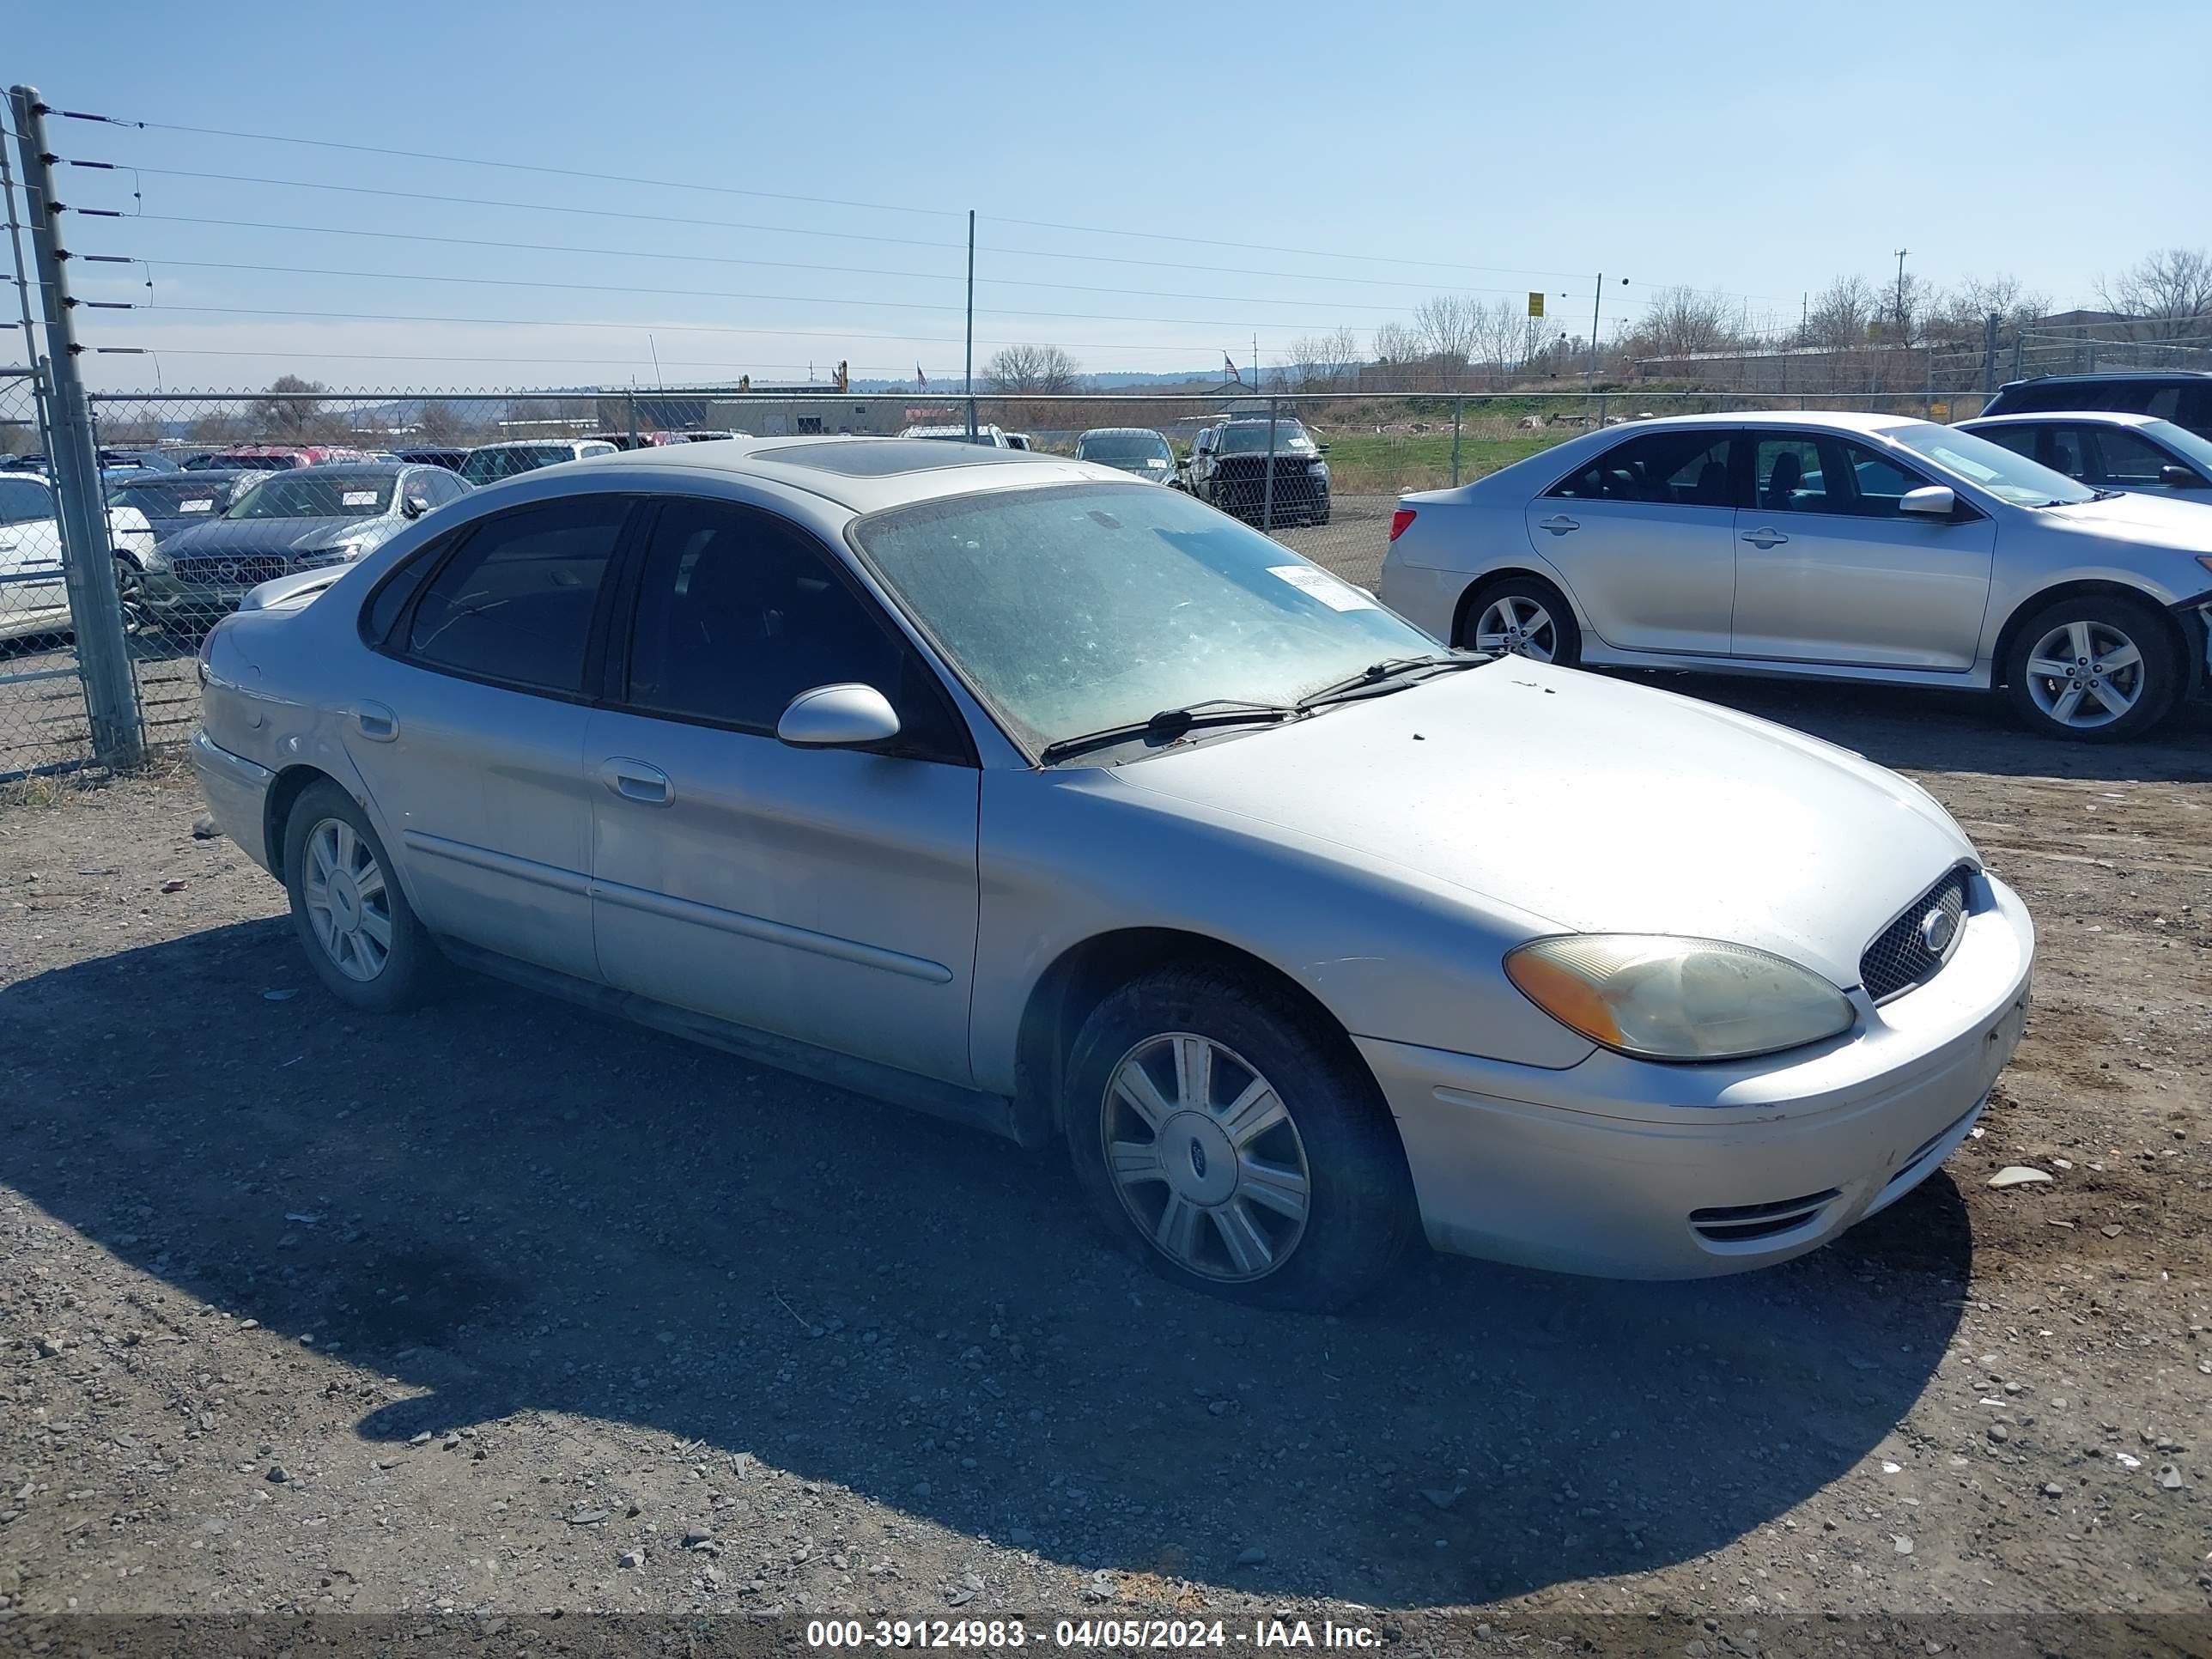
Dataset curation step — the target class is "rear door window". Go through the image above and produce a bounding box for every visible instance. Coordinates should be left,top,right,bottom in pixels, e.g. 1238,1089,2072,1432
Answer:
1549,430,1735,505
1748,436,1828,514
400,499,632,694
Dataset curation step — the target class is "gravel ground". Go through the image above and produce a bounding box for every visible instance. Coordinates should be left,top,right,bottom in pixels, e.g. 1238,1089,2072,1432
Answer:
2,679,2208,1653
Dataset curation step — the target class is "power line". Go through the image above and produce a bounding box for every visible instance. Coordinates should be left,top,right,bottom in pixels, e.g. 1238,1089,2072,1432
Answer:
982,211,1592,281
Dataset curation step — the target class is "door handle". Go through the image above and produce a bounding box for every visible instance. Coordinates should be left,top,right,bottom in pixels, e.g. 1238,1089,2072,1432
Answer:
355,702,398,742
1537,514,1580,536
1740,528,1790,550
600,758,672,806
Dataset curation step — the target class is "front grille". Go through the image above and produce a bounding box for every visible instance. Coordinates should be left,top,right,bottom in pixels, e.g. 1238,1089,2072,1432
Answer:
1690,1188,1841,1245
172,555,290,587
1858,866,1971,1004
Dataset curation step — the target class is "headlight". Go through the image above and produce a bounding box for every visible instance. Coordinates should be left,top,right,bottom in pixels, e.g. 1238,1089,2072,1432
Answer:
1307,460,1328,477
292,537,373,570
1504,935,1855,1063
141,544,171,573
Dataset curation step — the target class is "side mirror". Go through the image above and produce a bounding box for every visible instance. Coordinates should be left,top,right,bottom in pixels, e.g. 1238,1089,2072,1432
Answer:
402,494,430,519
2159,464,2205,489
1899,484,1957,518
776,683,902,749
1317,443,1332,454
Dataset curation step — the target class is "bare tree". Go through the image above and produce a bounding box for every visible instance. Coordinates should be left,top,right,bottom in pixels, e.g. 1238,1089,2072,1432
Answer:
1282,327,1362,392
1803,275,1878,349
416,399,468,445
2097,247,2212,324
1629,286,1744,365
1412,295,1480,388
1929,273,2049,340
1370,323,1421,382
250,375,330,443
981,343,1081,395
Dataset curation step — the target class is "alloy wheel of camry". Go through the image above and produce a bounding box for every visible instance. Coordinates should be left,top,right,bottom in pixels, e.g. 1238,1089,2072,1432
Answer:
2022,619,2143,732
1474,593,1557,661
300,816,392,981
1100,1032,1312,1283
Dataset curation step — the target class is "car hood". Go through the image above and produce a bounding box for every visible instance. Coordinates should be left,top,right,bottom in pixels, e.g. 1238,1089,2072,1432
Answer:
161,515,392,556
1109,661,1974,991
2039,489,2212,554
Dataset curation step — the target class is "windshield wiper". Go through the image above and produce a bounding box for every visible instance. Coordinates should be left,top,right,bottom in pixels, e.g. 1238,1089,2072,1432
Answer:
1294,653,1479,712
1036,698,1299,765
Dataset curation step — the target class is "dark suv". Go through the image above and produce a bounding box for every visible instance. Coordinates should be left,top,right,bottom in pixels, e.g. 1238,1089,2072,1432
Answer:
1979,371,2212,440
1185,417,1331,526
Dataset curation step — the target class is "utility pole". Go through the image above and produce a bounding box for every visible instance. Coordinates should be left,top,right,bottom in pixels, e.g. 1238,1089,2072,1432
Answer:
1251,334,1259,397
963,210,975,442
1587,273,1602,388
1893,248,1911,343
10,87,141,771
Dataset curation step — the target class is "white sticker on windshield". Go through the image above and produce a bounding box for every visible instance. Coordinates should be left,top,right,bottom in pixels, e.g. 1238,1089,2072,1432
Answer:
1268,563,1376,611
179,498,213,512
341,490,380,507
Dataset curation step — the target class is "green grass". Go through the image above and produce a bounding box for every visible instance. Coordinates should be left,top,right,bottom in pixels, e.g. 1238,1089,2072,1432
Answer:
1319,429,1573,495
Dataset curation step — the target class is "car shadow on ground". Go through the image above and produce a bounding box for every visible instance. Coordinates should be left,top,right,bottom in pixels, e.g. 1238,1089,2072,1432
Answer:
1595,669,2212,784
2,920,1969,1607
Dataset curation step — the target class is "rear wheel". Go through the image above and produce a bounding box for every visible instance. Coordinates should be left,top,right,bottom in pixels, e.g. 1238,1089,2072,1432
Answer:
1462,574,1581,667
283,781,441,1012
2002,593,2178,742
1064,967,1417,1311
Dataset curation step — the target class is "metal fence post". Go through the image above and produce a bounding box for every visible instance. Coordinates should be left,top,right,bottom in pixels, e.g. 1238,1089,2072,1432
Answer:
1261,396,1278,533
1449,395,1462,487
10,87,141,770
624,391,638,448
1981,313,1999,398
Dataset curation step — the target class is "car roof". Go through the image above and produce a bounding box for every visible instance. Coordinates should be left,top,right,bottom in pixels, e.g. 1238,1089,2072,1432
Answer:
556,434,1131,513
1077,427,1168,438
1592,409,1923,434
1960,410,2166,429
272,463,412,480
2002,369,2211,386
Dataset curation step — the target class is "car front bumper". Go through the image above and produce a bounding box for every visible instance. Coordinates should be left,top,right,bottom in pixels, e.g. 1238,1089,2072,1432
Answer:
1358,870,2035,1279
189,727,277,875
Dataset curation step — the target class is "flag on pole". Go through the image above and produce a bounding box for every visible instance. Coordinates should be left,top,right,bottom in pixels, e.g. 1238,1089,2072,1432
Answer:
1223,352,1242,384
916,365,927,388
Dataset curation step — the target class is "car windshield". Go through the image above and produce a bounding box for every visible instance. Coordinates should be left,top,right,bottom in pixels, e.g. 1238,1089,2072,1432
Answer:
852,482,1437,756
1885,422,2095,506
459,445,569,484
2142,419,2212,476
224,472,395,520
1216,422,1316,456
112,478,238,520
1078,433,1173,465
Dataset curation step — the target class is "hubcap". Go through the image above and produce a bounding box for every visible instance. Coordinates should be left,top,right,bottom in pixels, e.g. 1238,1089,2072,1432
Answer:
1474,594,1556,661
1100,1033,1312,1283
2023,620,2145,730
301,817,392,982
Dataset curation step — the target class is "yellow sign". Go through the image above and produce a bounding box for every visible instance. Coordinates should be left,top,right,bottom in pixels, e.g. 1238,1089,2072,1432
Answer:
1528,291,1545,319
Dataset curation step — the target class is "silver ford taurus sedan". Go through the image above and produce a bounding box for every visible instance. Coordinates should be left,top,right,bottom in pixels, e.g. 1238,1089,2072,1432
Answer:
1379,410,2212,741
191,437,2034,1310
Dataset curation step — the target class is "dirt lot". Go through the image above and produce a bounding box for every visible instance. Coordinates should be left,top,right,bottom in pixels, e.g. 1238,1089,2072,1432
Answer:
2,681,2209,1653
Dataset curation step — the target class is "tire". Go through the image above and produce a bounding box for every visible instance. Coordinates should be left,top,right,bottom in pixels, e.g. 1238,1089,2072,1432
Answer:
282,780,441,1012
2001,592,2179,743
1064,966,1418,1311
1461,574,1582,667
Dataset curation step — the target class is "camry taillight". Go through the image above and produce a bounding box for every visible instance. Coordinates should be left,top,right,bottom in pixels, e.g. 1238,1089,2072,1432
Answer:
1389,507,1417,542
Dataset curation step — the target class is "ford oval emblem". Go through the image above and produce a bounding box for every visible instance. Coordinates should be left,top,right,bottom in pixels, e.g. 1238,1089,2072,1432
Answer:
1919,906,1958,957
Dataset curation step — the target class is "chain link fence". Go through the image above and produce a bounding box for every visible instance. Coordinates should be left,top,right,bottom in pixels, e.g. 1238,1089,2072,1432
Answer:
0,374,2175,779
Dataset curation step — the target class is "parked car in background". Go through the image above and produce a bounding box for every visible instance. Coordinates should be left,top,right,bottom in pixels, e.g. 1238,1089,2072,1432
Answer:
140,463,469,630
1380,410,2212,742
0,471,155,642
106,471,259,616
1003,432,1034,452
185,446,375,472
1979,371,2212,440
900,423,1013,447
1074,427,1177,482
1957,411,2212,496
394,447,469,471
190,435,2034,1310
458,439,619,487
1185,416,1331,525
643,429,750,445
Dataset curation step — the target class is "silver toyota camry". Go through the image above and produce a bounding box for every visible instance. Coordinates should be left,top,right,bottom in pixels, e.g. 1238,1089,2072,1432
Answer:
191,438,2034,1310
1379,410,2212,741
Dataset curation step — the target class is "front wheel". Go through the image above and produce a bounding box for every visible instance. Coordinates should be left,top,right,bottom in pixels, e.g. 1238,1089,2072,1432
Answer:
2002,594,2179,742
1064,968,1417,1311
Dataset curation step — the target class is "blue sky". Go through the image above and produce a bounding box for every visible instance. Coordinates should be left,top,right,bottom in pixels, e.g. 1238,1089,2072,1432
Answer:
13,0,2210,392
